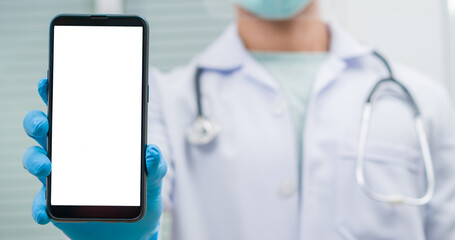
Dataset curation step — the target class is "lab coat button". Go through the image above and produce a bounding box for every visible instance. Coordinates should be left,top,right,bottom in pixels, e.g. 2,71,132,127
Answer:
280,180,296,197
272,100,286,116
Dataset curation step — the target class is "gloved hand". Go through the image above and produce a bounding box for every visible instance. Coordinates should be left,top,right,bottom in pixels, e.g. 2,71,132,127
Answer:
22,78,167,240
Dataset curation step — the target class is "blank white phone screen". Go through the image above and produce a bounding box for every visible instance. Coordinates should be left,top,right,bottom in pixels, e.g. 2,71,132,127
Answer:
51,26,143,206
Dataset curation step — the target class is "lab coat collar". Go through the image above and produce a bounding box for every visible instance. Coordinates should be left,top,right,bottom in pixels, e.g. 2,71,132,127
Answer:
197,22,372,69
311,23,373,95
197,24,246,71
196,22,373,92
328,22,373,60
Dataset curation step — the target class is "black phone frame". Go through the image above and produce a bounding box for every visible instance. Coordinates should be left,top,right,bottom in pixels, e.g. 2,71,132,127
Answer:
47,14,148,222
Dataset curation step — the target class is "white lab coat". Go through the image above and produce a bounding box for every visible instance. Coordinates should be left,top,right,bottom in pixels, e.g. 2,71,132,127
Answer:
148,23,455,240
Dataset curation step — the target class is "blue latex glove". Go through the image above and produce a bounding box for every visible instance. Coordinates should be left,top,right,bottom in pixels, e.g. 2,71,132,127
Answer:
22,78,167,240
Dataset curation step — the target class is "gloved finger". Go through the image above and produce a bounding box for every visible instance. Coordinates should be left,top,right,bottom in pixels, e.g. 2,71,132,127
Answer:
23,110,48,149
32,186,51,225
23,146,51,183
38,78,48,106
145,144,167,188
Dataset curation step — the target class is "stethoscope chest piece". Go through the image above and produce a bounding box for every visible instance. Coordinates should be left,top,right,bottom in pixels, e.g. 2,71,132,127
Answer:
186,116,221,145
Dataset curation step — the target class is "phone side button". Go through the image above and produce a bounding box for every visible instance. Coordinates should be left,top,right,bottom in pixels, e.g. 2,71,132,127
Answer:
147,85,149,102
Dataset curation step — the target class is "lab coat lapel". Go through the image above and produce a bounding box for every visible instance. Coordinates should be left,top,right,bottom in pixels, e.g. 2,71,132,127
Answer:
242,54,281,92
311,24,373,97
312,55,346,97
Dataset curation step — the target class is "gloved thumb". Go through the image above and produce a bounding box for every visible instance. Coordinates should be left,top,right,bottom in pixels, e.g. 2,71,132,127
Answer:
145,144,167,189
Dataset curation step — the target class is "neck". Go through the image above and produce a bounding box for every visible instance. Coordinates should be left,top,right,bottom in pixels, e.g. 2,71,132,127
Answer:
236,1,329,52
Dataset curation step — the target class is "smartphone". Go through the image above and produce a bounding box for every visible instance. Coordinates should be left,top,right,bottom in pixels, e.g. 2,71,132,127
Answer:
47,14,148,222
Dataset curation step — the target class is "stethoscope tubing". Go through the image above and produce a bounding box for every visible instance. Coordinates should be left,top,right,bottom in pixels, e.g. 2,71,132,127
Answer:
356,51,435,206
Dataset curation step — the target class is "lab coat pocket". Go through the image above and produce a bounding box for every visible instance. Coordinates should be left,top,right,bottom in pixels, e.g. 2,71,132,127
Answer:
334,140,426,240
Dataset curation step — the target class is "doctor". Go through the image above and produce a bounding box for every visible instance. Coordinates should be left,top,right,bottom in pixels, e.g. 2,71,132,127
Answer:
22,0,455,239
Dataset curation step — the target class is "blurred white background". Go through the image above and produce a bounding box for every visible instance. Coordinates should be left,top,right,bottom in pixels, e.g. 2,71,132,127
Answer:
0,0,454,239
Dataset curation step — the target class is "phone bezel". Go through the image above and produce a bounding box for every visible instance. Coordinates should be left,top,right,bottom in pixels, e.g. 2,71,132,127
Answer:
47,14,148,222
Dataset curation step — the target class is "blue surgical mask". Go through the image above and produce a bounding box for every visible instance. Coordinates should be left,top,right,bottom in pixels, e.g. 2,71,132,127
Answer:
235,0,312,20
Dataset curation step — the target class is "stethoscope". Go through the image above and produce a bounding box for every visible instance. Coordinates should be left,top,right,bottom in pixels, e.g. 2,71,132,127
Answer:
186,51,435,206
356,51,435,206
186,67,222,145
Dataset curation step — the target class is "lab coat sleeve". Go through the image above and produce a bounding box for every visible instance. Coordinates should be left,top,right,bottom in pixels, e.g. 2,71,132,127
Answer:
425,89,455,239
148,68,175,212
